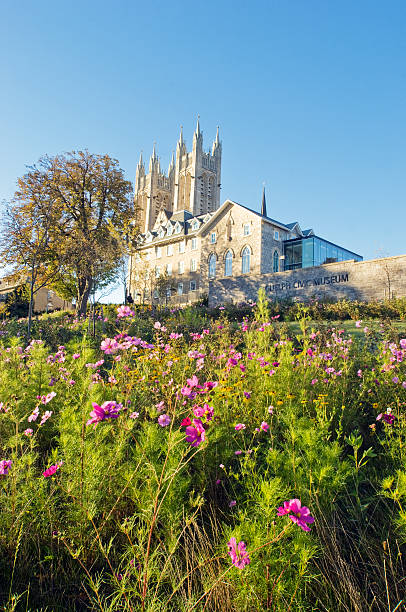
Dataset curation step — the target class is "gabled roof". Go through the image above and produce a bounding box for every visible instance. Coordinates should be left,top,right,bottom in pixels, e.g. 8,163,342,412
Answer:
197,199,296,235
170,209,193,222
302,228,314,237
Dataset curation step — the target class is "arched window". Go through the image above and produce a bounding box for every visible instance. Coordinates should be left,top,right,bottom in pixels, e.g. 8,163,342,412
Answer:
273,250,279,272
242,247,251,274
208,253,216,278
225,250,233,276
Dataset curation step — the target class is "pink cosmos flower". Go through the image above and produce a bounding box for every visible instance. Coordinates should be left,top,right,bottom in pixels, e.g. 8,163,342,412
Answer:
43,461,63,478
158,414,171,427
100,338,120,354
24,428,33,436
117,305,135,318
72,353,80,359
227,537,250,569
40,410,52,426
185,419,206,447
235,423,246,431
260,421,269,432
36,392,56,405
277,498,314,532
400,339,406,349
28,407,39,422
355,320,362,328
155,401,165,413
229,500,237,507
181,417,192,426
0,459,12,475
86,401,122,426
129,411,139,419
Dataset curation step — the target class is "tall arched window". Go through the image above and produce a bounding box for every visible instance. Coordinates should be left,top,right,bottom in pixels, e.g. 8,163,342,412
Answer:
273,250,279,272
208,253,216,278
241,247,251,274
225,250,233,276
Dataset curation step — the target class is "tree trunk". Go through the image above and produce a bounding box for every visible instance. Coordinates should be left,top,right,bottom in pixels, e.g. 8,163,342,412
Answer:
77,276,93,316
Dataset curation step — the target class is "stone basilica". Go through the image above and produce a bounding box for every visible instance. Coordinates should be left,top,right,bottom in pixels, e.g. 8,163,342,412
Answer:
129,120,362,305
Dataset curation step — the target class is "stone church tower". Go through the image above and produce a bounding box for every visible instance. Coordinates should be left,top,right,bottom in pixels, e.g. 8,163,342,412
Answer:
135,119,222,233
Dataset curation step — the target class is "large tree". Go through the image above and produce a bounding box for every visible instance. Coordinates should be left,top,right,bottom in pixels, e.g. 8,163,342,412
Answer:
1,150,134,315
0,168,61,337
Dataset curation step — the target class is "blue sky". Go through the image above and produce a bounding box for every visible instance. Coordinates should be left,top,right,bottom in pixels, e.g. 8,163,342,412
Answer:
1,1,405,301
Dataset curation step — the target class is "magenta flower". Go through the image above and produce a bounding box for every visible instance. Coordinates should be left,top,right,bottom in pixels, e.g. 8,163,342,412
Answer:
86,401,122,426
377,410,395,425
129,411,139,419
0,459,12,475
277,498,314,532
229,500,237,507
24,428,33,436
72,353,80,359
227,537,250,569
185,419,206,447
43,461,63,478
158,414,171,427
117,305,135,318
260,421,269,432
235,423,246,431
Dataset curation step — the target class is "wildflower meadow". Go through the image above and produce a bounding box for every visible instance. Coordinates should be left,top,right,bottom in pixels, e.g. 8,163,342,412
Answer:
1,291,406,611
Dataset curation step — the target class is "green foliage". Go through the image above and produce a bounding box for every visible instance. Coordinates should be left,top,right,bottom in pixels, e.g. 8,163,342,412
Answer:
5,285,30,318
0,303,406,610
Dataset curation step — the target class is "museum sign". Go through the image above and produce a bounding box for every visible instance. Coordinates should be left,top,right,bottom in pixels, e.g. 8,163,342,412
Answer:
265,273,349,293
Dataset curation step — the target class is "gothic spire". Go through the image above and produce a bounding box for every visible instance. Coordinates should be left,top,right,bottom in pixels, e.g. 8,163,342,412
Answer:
151,142,157,161
178,125,184,146
195,115,201,138
215,125,220,146
138,151,144,168
168,150,175,174
261,186,267,217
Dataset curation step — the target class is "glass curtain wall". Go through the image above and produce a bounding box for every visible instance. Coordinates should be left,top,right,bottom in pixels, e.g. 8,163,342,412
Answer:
284,237,362,271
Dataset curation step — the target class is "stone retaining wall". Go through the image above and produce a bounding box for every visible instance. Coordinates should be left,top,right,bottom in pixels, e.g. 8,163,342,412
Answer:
208,254,406,306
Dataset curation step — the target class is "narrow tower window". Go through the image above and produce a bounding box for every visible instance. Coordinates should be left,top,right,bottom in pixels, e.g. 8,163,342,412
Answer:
273,250,279,272
208,253,216,278
242,247,251,274
225,250,233,276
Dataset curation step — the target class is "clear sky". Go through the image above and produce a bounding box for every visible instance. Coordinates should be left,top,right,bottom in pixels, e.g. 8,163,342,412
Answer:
1,0,405,302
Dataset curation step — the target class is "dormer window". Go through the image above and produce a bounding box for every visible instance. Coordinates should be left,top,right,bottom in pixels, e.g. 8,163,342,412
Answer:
146,232,153,243
174,223,182,234
192,220,199,231
158,228,165,239
167,224,173,236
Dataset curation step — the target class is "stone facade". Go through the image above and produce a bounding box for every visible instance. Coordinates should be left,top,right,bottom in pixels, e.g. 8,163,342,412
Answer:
208,255,406,306
129,123,374,306
134,120,221,234
129,198,303,304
